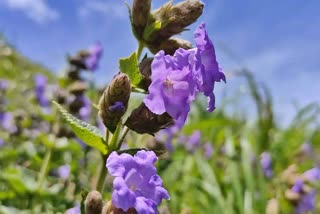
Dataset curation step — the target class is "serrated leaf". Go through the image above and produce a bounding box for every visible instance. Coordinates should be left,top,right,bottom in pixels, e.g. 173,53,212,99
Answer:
53,102,108,154
119,52,143,87
143,20,162,41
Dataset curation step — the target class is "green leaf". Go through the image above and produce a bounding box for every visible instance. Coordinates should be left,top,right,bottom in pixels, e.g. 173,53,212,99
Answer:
143,20,162,41
119,52,142,87
53,102,108,154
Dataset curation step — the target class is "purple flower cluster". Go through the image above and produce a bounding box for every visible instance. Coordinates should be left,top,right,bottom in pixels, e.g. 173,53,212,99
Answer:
291,167,320,213
0,111,17,133
106,150,169,213
144,22,225,126
34,74,50,108
84,42,103,71
260,152,273,178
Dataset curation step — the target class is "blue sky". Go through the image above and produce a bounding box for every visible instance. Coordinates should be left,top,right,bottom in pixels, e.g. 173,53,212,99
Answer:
0,0,319,125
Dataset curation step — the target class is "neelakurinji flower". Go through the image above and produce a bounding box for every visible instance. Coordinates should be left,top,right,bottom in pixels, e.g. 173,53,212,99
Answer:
34,74,49,108
203,142,214,159
84,42,103,71
144,22,225,126
78,95,91,122
57,164,71,180
185,130,201,153
260,152,273,178
106,150,169,213
291,178,317,214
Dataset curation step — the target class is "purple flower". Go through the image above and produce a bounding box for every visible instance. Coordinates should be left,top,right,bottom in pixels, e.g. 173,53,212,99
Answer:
66,205,80,214
260,152,273,178
144,49,196,125
34,74,49,108
0,79,8,91
144,22,225,126
78,95,91,122
0,112,17,133
109,101,125,112
291,179,304,193
186,131,201,153
0,138,4,147
304,167,320,181
301,141,313,156
106,150,169,213
194,23,226,111
85,42,103,71
203,142,213,159
57,164,70,180
295,191,317,214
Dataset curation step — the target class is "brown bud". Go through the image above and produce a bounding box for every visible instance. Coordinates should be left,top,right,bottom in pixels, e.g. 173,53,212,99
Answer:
132,0,151,39
85,190,103,214
146,0,204,43
137,57,153,90
148,38,192,55
68,81,88,95
102,201,137,214
99,73,131,133
67,50,90,70
125,103,174,135
285,189,301,202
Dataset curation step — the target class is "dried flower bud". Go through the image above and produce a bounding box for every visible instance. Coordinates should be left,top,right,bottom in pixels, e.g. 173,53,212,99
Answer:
148,38,192,55
125,103,174,135
285,189,301,201
99,73,131,133
132,0,151,39
137,57,153,90
146,0,204,43
85,190,103,214
68,81,88,95
102,201,137,214
67,51,90,70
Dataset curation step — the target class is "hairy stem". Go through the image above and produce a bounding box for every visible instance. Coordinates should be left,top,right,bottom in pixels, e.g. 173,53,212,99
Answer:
96,154,109,192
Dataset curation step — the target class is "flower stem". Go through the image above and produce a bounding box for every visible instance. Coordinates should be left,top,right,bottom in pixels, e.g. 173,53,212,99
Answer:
96,154,109,192
136,42,144,61
37,147,52,190
116,126,130,150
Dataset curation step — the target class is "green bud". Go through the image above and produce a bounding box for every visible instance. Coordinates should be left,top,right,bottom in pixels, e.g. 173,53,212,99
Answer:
132,0,152,39
98,73,131,133
148,38,192,55
85,190,103,214
146,0,204,43
125,103,173,135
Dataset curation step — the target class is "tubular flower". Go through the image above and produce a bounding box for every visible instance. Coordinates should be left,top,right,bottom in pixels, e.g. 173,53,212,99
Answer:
85,42,103,71
34,74,49,108
144,22,225,126
260,152,273,178
106,151,170,213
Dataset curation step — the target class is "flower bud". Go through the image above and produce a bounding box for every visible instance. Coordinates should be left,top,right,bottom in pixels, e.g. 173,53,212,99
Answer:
266,198,279,214
102,201,137,214
148,38,192,55
146,0,204,43
99,73,131,133
132,0,151,39
85,190,103,214
125,103,173,135
137,57,152,91
68,81,88,95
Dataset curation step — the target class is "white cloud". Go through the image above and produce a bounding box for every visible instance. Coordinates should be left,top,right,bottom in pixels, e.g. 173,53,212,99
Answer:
2,0,59,24
78,0,127,19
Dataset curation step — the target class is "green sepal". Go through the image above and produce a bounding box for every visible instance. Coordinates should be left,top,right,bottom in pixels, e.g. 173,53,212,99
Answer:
53,101,108,154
